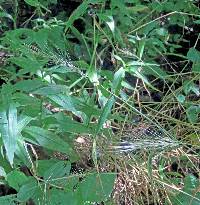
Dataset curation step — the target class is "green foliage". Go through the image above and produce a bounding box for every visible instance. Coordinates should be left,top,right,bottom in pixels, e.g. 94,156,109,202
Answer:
169,175,200,205
0,0,199,204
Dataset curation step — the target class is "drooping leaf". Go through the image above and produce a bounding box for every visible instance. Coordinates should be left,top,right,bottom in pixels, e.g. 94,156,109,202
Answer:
0,12,14,22
33,84,70,95
55,113,95,134
0,104,18,165
112,67,125,95
24,126,74,155
96,96,115,135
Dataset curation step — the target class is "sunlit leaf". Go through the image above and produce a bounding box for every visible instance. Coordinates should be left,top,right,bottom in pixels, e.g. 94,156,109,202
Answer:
0,104,18,165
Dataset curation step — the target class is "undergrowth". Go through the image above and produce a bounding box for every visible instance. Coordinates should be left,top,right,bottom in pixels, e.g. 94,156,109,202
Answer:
0,0,200,204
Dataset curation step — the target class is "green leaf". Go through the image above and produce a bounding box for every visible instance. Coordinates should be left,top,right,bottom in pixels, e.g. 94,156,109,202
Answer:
0,195,16,205
17,177,39,201
96,96,115,135
194,20,200,24
112,67,125,95
127,66,160,91
78,173,116,203
192,63,200,73
7,170,28,191
0,166,6,177
129,5,149,12
44,161,71,181
24,126,74,155
33,84,69,95
186,106,200,124
0,104,18,165
15,79,45,92
9,57,44,74
170,175,200,205
176,94,185,103
15,139,32,167
24,0,40,7
0,12,14,22
187,48,200,63
183,81,200,96
87,66,99,85
56,113,95,134
105,16,115,33
48,94,76,112
48,94,101,118
137,39,146,60
17,115,33,135
37,159,61,177
64,0,90,31
184,175,198,191
48,188,79,205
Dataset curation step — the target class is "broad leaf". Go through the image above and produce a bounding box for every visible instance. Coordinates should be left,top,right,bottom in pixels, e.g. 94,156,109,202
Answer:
44,161,71,182
17,177,40,202
78,173,116,203
7,170,28,191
